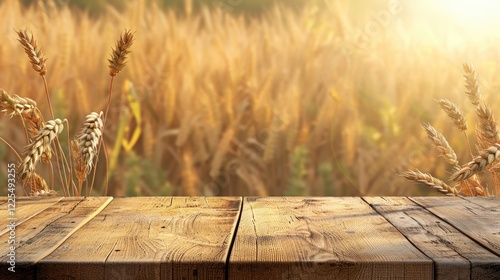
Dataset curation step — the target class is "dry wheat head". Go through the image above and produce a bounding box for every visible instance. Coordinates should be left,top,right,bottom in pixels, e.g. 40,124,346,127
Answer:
16,29,47,76
18,119,64,180
421,123,459,166
475,104,500,150
109,30,134,77
73,112,104,181
463,62,481,107
437,99,467,131
450,143,500,182
402,169,459,196
0,89,37,117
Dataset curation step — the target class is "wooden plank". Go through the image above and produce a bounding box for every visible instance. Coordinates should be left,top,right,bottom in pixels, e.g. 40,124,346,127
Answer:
0,197,112,280
364,196,500,280
411,197,500,257
38,197,242,280
0,197,64,235
229,197,432,280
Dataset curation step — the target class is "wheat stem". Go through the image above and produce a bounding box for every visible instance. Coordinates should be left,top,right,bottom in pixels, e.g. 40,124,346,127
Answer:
42,76,55,120
463,131,474,160
0,136,22,162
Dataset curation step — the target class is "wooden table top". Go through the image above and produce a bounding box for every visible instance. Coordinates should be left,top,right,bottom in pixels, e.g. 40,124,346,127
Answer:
0,196,499,280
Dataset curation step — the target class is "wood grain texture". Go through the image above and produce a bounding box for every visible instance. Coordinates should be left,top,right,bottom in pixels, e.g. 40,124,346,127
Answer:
229,197,432,280
0,197,63,235
411,197,500,257
38,197,242,280
0,197,112,280
364,196,500,280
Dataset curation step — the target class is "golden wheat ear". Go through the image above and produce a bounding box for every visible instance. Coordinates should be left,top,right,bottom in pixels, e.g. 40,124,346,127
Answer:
437,99,467,131
16,29,47,76
475,104,500,150
73,111,104,181
450,143,500,182
463,62,481,107
0,89,37,117
421,123,459,167
108,30,134,77
18,119,64,181
401,169,459,196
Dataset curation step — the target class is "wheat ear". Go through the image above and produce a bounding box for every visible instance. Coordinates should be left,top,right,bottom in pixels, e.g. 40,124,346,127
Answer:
475,104,499,150
16,29,47,76
18,119,64,181
463,62,481,107
401,169,459,195
437,99,467,131
0,88,43,139
108,30,134,77
450,143,500,182
0,89,37,117
72,112,104,181
25,173,56,196
422,123,459,167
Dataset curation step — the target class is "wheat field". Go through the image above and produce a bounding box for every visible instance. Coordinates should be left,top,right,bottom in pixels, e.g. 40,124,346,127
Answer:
2,0,500,196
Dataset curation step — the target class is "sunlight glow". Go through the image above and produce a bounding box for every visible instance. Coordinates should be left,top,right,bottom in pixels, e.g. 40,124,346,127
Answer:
437,0,500,25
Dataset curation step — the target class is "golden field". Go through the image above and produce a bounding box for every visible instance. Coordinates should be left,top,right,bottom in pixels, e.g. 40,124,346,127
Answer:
2,0,500,196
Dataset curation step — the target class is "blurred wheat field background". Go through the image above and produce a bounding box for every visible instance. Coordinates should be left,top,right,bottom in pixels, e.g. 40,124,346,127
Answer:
2,0,500,196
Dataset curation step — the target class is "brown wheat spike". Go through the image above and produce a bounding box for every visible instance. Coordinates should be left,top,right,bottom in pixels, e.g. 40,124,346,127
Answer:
16,29,47,76
18,119,64,181
23,110,44,139
109,30,134,77
73,112,104,180
25,173,56,196
463,62,481,107
401,169,459,196
459,175,485,197
450,143,500,182
0,89,37,117
437,99,467,131
421,123,459,167
475,104,500,150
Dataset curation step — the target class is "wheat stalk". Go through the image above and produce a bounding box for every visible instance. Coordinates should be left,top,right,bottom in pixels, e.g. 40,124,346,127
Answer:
401,169,459,196
421,123,459,167
463,62,481,107
475,104,499,150
437,99,467,131
16,29,47,76
72,112,104,182
18,119,64,181
450,143,500,182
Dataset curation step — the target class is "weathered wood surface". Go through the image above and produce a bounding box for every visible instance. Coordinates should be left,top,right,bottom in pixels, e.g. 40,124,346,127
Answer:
411,197,500,257
0,197,112,280
0,196,498,280
38,197,241,280
364,197,500,280
229,197,433,280
0,197,64,235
